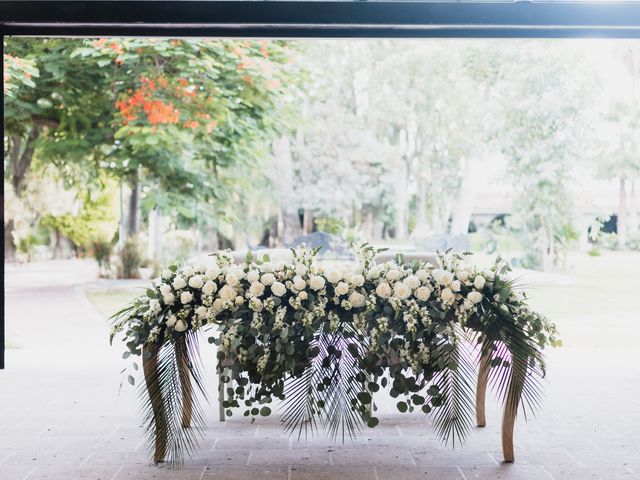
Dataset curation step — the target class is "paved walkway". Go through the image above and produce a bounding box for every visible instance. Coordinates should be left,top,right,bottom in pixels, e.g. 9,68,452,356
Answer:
1,259,640,480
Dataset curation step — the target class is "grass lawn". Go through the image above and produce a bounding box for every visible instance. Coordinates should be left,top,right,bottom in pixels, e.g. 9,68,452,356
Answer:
524,250,640,349
86,290,141,318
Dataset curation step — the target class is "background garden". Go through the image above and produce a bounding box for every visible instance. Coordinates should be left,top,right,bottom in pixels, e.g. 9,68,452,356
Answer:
5,38,640,278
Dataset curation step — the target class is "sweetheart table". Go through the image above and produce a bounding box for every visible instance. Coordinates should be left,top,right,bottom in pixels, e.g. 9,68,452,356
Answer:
111,244,560,466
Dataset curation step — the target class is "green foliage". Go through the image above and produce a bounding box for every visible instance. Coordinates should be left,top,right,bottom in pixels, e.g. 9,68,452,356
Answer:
627,230,640,251
40,181,119,250
92,237,114,276
4,37,304,255
3,51,39,97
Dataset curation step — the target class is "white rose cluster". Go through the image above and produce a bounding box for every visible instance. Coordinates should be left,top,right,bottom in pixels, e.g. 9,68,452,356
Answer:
116,247,507,359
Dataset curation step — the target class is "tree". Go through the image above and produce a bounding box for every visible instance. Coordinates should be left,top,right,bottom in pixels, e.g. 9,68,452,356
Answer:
4,38,300,261
4,38,114,259
497,44,597,270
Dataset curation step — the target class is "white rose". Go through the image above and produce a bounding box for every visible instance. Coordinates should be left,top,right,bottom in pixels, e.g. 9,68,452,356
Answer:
393,282,411,300
247,270,260,283
249,297,263,312
309,275,326,291
293,276,306,291
451,280,461,292
172,275,187,290
326,270,342,284
271,281,286,297
434,269,454,286
468,291,483,304
225,273,240,287
161,269,173,280
228,265,245,279
375,282,392,299
385,269,401,282
180,291,193,304
249,281,265,297
174,320,188,332
350,274,365,287
260,273,276,286
367,267,381,280
195,306,208,318
212,298,224,313
219,284,236,301
166,314,177,327
415,286,432,302
403,275,421,290
457,270,470,282
182,266,195,278
348,291,366,308
335,281,350,296
474,276,486,290
195,263,207,273
298,291,308,301
261,262,274,273
202,280,217,296
163,293,176,305
441,288,455,304
159,283,172,296
205,264,221,280
295,264,308,276
188,275,204,289
218,285,236,302
416,269,430,282
235,295,244,306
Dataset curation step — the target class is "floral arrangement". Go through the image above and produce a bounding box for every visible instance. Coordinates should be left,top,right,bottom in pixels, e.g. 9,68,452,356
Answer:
111,244,560,466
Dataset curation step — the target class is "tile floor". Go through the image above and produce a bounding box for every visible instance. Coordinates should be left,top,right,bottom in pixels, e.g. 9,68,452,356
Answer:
2,260,639,480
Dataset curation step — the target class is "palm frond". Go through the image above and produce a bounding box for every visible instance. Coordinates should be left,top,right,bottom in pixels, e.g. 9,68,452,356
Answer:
321,331,365,440
430,327,477,447
480,301,546,420
280,326,367,442
280,339,323,439
140,333,208,466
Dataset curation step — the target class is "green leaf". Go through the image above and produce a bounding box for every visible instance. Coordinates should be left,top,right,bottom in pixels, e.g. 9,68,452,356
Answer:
396,401,408,413
357,392,372,404
260,406,271,417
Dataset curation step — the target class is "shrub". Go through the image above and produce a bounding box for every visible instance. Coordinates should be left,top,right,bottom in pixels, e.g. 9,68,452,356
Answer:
118,237,142,279
92,238,114,277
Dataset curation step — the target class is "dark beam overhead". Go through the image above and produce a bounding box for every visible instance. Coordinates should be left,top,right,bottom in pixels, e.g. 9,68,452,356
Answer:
2,1,640,38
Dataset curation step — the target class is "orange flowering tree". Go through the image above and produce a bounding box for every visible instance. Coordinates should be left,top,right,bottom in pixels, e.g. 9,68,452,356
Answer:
4,37,301,259
73,38,298,236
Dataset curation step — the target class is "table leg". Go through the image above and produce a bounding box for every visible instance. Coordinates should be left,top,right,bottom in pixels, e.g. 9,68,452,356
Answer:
476,337,490,427
142,344,167,464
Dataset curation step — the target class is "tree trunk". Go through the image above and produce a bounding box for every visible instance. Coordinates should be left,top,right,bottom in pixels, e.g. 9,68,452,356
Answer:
5,129,41,260
618,177,627,245
413,176,428,238
10,128,40,197
629,180,638,234
450,156,481,236
393,159,409,240
4,219,17,262
303,209,314,235
127,170,141,237
272,136,302,245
